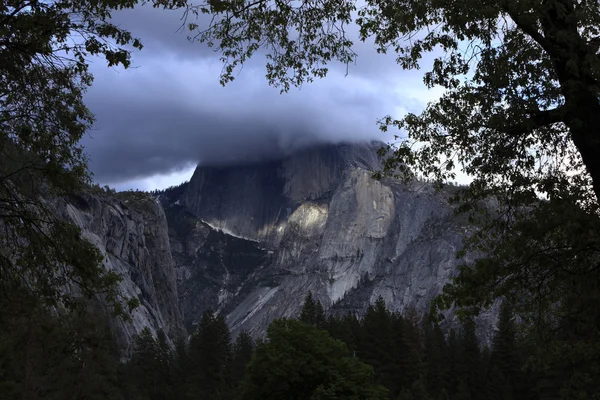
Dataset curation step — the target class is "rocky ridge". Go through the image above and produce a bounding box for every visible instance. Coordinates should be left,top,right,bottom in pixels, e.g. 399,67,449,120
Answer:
58,140,496,350
157,141,496,341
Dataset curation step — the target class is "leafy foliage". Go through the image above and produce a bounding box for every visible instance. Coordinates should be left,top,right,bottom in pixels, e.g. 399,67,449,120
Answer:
177,0,356,91
239,318,388,400
0,0,182,325
0,305,122,400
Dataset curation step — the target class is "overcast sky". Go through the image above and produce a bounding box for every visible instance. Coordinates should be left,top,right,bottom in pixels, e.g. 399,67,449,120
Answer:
82,4,445,191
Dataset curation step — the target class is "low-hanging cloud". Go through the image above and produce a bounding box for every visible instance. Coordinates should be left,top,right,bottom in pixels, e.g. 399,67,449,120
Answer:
82,3,442,188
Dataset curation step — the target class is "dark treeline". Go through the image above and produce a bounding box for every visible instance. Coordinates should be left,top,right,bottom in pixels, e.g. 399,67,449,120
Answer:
0,292,562,400
0,304,124,400
293,293,541,400
121,293,568,400
121,310,254,400
124,294,555,400
150,181,189,200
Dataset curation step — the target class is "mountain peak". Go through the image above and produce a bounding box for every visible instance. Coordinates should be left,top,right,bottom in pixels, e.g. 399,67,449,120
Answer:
181,140,385,244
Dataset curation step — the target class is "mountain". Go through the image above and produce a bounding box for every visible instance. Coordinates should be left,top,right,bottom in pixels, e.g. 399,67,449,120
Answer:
181,141,382,245
156,141,496,340
57,140,496,351
57,191,186,355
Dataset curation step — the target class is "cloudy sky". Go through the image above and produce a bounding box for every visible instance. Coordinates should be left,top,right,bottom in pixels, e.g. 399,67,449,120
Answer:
82,4,445,191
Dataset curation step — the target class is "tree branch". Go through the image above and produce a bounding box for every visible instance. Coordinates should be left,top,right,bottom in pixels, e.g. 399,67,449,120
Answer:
501,3,558,58
500,106,567,136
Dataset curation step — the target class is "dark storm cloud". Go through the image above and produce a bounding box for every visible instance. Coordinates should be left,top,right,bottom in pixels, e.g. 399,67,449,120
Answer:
109,5,216,59
83,103,323,182
83,3,441,187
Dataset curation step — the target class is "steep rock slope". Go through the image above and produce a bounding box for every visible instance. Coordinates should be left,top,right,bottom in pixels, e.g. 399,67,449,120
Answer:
160,201,272,332
57,191,185,354
183,142,381,246
163,141,494,339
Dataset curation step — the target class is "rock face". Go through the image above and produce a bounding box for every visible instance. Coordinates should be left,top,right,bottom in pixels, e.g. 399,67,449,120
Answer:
183,142,381,246
158,141,495,341
56,140,495,350
57,191,186,355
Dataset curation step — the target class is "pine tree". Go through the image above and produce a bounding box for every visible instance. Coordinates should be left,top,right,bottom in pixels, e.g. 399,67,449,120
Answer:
489,302,522,399
188,310,232,400
231,330,254,387
323,314,341,339
485,365,513,400
360,297,400,395
300,292,317,323
299,291,326,328
437,388,450,400
155,330,174,400
398,389,413,400
8,306,124,400
401,306,425,389
130,327,160,400
171,336,191,400
65,309,123,400
389,311,410,391
423,319,446,398
408,377,433,400
314,300,326,329
455,379,472,400
325,312,362,355
461,319,485,400
445,329,463,398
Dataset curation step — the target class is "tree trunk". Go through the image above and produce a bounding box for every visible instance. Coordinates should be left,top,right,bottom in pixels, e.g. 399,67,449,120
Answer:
538,0,600,204
568,103,600,205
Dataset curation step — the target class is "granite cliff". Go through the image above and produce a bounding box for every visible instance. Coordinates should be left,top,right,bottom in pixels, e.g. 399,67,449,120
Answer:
57,191,186,354
155,141,495,340
58,140,494,349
